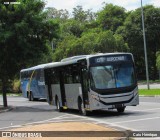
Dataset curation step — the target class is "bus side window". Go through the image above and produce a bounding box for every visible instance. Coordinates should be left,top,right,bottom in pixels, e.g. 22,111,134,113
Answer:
72,67,80,83
52,69,60,84
64,66,72,84
26,71,29,80
40,69,44,82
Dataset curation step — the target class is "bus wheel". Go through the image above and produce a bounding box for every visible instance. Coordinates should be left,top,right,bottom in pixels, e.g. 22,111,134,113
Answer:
28,92,34,101
117,107,125,113
79,99,89,116
56,98,63,112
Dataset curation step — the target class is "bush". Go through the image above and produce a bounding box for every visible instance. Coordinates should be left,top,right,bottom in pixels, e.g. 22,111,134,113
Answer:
12,79,21,93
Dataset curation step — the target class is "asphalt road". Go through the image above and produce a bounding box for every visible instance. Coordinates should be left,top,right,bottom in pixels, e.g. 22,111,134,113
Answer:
0,96,160,131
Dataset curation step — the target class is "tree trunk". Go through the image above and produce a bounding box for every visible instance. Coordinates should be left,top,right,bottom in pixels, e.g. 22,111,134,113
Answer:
2,78,8,107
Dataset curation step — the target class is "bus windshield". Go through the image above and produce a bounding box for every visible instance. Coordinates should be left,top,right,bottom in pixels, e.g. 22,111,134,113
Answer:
90,63,135,90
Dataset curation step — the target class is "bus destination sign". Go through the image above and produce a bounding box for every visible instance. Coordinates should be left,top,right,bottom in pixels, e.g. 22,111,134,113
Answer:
96,56,125,63
90,54,132,65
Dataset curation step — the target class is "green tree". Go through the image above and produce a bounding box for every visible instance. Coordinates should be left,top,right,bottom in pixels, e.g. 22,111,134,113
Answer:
53,29,128,61
72,5,88,22
118,5,160,80
46,7,69,22
97,3,126,32
0,0,59,107
156,51,160,70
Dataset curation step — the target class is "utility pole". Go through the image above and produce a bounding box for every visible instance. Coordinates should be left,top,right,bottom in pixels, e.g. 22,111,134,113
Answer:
141,0,150,89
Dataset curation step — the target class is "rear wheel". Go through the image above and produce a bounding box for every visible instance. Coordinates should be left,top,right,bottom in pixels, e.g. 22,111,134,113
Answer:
28,92,34,101
117,107,125,113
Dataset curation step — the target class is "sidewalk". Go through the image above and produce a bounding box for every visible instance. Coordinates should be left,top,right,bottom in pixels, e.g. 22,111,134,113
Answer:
1,122,120,140
0,105,13,113
138,83,160,89
0,106,123,140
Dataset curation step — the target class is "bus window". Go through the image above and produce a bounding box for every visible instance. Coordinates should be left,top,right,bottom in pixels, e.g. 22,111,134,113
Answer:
90,66,112,89
90,63,135,90
51,69,60,84
72,68,80,83
64,66,73,84
115,63,135,87
40,69,44,82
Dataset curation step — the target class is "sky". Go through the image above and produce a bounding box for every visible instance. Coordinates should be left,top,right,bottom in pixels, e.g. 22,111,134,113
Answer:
45,0,160,13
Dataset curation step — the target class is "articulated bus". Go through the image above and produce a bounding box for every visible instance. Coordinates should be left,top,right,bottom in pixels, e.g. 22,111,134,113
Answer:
44,53,139,115
20,63,56,101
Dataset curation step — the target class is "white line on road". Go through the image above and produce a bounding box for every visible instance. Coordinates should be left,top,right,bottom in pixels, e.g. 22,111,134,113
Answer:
126,107,160,112
140,102,160,104
0,114,68,130
113,116,160,124
69,114,136,131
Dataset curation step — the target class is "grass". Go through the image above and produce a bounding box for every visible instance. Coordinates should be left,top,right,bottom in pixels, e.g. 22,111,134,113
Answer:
139,89,160,96
0,93,22,96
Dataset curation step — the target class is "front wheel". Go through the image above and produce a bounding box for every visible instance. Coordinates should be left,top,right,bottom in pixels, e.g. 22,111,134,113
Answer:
117,107,126,113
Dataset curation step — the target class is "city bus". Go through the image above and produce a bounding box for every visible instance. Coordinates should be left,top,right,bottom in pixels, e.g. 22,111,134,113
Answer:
20,63,56,101
44,53,139,115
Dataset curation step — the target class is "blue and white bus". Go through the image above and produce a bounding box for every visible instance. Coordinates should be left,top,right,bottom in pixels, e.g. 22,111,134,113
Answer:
20,63,56,101
44,53,139,115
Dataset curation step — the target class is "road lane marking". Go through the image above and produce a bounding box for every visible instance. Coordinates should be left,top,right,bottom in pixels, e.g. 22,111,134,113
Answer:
69,114,136,131
140,102,160,104
126,107,160,112
0,114,68,130
113,116,160,124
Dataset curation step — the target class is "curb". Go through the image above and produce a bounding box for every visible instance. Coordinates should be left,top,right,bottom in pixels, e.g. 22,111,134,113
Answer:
0,106,15,113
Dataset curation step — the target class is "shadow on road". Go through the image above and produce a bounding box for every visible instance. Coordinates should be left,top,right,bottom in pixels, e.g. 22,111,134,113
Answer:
9,105,153,119
11,106,54,112
30,99,47,102
61,108,148,118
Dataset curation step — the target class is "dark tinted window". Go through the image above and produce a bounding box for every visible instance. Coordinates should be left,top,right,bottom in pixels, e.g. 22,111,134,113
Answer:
64,65,80,84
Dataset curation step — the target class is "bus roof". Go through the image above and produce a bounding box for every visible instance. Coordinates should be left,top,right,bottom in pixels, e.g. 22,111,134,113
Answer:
44,52,133,69
20,62,59,72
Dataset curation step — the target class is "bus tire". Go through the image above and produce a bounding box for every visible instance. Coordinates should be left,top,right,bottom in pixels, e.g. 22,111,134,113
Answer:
78,98,89,116
56,97,63,112
28,92,34,101
117,107,125,113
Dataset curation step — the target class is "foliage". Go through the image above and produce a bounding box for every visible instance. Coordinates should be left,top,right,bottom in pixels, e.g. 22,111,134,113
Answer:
53,29,128,61
46,7,69,21
61,19,84,37
0,0,60,106
139,89,160,95
0,0,59,78
97,3,126,32
72,5,96,22
12,79,21,93
117,5,160,80
156,51,160,70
